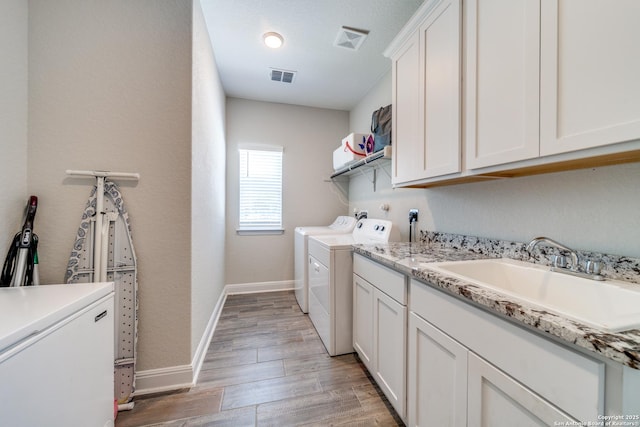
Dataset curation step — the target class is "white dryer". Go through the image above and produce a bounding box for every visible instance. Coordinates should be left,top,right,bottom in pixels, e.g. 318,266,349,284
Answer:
307,219,398,356
294,216,357,313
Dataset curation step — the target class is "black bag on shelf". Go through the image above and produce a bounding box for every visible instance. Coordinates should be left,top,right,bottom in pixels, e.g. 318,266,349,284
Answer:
371,104,392,152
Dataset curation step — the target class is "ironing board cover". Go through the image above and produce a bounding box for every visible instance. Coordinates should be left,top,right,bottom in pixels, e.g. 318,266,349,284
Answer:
65,181,138,405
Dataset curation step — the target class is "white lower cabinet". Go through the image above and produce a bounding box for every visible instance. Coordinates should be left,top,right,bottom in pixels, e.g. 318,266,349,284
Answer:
408,312,467,427
408,311,574,427
353,274,374,371
353,254,408,421
467,353,573,426
409,278,606,425
354,256,640,426
373,287,407,418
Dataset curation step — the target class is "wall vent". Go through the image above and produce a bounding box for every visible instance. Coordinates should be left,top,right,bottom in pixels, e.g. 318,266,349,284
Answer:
334,26,369,51
270,68,296,83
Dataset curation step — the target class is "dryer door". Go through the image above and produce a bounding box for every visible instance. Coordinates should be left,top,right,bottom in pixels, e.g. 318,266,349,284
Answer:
308,253,331,354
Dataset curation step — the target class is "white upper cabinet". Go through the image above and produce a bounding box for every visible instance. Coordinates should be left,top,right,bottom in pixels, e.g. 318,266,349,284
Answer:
464,0,541,169
388,0,640,185
392,31,422,184
420,0,462,177
387,0,462,186
465,0,640,170
540,0,640,156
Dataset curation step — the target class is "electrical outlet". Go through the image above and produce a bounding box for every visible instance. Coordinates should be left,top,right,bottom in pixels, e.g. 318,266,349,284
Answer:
409,209,419,223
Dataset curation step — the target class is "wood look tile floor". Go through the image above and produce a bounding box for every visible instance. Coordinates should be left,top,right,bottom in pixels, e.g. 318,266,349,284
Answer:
116,291,404,427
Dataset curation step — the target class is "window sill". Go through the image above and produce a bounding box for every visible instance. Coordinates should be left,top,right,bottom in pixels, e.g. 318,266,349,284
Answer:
236,228,285,236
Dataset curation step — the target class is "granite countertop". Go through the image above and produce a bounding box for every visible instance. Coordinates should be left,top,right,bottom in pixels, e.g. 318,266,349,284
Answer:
353,242,640,370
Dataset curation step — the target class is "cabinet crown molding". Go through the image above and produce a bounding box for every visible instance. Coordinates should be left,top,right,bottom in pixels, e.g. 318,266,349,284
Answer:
384,0,442,58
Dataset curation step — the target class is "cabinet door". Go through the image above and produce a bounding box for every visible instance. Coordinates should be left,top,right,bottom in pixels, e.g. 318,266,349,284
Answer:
464,0,540,169
373,289,407,420
540,0,640,155
353,273,374,371
419,0,462,178
407,312,467,427
392,31,422,184
467,353,574,427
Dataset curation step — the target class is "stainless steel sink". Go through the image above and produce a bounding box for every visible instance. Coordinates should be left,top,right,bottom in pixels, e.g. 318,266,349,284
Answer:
426,258,640,332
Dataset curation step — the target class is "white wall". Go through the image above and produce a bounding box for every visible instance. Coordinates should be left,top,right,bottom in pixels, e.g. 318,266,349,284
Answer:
0,0,28,253
28,0,193,372
349,71,392,135
191,0,226,359
225,98,349,286
350,71,640,258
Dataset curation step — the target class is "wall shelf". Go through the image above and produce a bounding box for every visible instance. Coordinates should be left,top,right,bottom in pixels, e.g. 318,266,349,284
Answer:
330,145,392,179
329,145,392,192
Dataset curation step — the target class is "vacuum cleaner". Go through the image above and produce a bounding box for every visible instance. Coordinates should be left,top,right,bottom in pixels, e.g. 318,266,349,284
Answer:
1,196,39,287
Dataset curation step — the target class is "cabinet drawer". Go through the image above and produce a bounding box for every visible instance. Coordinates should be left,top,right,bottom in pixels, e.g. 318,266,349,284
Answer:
354,254,407,305
410,279,604,422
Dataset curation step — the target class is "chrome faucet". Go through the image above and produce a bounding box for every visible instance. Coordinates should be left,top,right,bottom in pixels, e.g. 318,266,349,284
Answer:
526,236,604,281
526,237,579,270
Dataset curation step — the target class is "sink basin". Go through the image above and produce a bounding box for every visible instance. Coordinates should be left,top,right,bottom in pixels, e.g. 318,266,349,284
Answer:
426,258,640,332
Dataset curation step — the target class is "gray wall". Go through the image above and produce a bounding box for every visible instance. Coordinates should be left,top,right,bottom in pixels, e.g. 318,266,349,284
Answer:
349,71,640,258
225,98,350,286
191,1,227,362
28,0,194,374
0,0,28,252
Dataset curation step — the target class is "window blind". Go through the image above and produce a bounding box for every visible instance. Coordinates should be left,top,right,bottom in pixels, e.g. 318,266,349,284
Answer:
238,148,283,230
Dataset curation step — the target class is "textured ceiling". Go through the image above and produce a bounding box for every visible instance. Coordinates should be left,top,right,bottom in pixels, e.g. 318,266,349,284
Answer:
201,0,424,111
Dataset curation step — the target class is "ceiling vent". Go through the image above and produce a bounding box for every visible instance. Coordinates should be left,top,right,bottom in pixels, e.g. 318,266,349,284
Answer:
333,26,369,51
270,68,296,83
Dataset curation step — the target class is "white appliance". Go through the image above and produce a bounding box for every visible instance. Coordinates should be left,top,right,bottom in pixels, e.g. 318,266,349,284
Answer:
0,283,115,427
294,215,357,313
307,218,398,356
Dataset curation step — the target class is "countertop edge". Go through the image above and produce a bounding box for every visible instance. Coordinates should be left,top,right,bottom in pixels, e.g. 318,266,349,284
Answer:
353,245,640,370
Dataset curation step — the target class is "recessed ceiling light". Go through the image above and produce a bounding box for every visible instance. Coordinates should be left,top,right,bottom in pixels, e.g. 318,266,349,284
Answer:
263,32,284,49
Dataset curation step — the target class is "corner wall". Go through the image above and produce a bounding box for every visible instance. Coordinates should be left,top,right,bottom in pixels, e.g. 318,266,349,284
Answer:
349,72,392,136
191,0,226,362
28,0,194,375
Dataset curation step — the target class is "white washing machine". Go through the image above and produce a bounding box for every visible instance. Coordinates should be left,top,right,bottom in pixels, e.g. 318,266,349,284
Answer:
307,219,399,356
294,216,357,313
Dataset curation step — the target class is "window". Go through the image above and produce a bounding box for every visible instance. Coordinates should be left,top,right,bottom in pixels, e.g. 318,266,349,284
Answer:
238,146,283,234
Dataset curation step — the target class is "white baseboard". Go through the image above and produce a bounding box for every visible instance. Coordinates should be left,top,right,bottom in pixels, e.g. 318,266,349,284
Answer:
191,291,227,382
134,364,194,396
225,279,294,295
133,280,292,396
